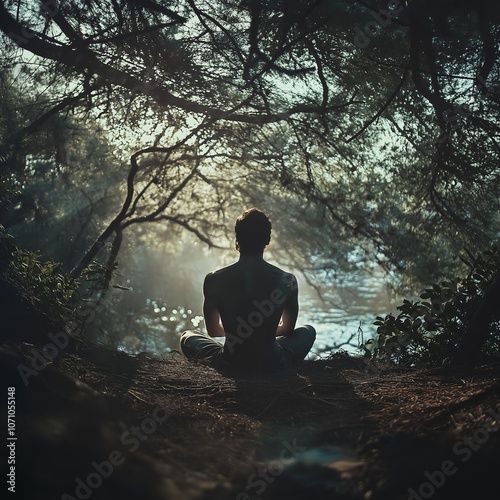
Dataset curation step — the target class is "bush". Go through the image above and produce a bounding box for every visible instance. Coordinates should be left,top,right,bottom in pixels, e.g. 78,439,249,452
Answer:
0,228,78,341
361,246,500,366
9,249,78,319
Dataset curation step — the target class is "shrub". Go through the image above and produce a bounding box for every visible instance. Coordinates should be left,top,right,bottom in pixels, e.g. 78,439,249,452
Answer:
361,246,500,366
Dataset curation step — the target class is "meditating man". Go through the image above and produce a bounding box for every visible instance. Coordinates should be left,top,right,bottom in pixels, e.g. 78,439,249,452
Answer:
180,207,316,374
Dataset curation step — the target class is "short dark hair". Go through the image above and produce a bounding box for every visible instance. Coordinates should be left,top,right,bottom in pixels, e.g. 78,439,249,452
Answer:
235,208,272,254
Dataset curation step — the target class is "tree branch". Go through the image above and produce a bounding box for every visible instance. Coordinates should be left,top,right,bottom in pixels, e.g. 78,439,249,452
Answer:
0,4,354,124
346,62,409,143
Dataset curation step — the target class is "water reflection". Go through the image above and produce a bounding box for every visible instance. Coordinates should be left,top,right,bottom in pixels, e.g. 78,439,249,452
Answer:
116,267,395,358
299,270,395,357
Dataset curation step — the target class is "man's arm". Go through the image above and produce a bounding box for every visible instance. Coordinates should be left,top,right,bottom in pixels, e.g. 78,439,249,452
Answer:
202,273,225,337
276,276,299,337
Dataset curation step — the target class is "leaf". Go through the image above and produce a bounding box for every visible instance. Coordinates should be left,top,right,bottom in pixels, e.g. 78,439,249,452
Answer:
463,246,477,264
459,256,473,268
112,285,131,290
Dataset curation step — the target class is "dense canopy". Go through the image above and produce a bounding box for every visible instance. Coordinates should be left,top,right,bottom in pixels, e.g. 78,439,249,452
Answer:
1,0,499,352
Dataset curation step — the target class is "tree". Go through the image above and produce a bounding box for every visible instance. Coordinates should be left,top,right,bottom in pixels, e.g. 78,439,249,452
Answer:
1,0,499,356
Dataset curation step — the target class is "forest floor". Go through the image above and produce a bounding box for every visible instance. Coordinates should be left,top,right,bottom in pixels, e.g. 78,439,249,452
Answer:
2,340,500,500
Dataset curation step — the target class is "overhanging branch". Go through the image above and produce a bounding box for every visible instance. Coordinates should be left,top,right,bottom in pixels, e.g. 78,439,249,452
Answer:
0,3,354,124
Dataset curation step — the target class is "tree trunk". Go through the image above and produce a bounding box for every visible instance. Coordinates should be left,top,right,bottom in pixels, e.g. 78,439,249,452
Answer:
452,271,500,364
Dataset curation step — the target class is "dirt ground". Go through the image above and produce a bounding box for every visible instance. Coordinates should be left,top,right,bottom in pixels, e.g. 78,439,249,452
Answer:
2,341,499,500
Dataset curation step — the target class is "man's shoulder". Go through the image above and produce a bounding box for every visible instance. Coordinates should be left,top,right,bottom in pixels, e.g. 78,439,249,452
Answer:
204,263,238,282
265,261,296,281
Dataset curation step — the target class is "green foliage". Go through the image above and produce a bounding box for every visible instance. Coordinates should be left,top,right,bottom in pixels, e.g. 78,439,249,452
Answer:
0,176,16,212
0,224,15,259
2,1,500,352
81,261,122,293
361,246,500,366
8,248,78,322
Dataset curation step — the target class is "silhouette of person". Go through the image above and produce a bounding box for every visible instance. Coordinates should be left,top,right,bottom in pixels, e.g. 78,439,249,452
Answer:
180,208,316,374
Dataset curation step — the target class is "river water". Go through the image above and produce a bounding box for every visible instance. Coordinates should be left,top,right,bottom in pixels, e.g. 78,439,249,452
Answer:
297,270,395,358
118,263,397,358
190,270,395,359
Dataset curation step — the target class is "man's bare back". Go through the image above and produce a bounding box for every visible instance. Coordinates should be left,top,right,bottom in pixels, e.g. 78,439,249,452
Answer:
203,254,299,368
180,208,315,373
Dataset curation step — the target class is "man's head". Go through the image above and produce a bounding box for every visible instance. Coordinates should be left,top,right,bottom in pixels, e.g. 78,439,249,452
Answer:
235,208,272,254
